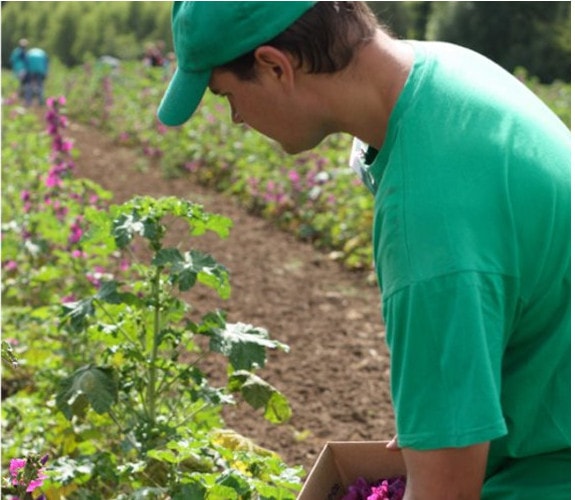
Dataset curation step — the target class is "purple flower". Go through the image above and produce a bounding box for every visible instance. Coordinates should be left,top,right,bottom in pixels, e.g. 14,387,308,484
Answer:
69,218,84,244
343,476,406,500
343,477,372,500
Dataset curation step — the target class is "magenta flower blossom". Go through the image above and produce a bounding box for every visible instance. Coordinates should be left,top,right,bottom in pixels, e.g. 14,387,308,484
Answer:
288,170,300,182
69,217,84,244
343,476,406,500
4,260,18,271
9,457,48,493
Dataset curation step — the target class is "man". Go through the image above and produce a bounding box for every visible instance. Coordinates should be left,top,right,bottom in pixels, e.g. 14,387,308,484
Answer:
23,47,49,107
9,38,28,97
157,2,570,498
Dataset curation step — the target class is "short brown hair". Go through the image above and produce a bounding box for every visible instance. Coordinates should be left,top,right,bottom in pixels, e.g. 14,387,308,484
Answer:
220,1,380,80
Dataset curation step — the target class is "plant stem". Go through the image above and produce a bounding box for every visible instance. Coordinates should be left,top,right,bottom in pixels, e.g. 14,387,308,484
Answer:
146,267,162,425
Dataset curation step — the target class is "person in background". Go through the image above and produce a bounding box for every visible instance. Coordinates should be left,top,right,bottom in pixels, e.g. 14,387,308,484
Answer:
23,46,49,107
9,38,28,97
143,41,165,68
156,2,570,498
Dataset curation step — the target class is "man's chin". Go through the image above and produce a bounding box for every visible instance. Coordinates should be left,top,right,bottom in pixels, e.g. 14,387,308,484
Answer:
279,138,323,156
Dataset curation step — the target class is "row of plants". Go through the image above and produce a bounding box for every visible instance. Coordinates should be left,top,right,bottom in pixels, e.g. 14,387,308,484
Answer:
2,93,303,498
42,61,377,271
43,60,570,272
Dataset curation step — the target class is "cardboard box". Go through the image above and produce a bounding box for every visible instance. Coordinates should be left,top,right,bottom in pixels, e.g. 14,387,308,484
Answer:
297,441,406,500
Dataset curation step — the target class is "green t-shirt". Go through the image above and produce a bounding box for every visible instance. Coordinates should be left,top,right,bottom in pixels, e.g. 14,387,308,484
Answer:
358,41,570,497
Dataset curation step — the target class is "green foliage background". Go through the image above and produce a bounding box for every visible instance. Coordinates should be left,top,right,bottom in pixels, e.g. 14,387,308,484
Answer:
2,1,571,83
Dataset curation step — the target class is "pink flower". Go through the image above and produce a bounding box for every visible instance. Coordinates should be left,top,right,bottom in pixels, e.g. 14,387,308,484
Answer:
9,457,48,493
45,174,60,188
69,219,84,244
4,260,18,271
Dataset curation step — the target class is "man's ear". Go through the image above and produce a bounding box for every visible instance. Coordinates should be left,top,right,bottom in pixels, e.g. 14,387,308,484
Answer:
253,46,295,86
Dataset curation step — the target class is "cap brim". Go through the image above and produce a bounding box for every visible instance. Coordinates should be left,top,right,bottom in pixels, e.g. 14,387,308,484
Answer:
157,67,211,126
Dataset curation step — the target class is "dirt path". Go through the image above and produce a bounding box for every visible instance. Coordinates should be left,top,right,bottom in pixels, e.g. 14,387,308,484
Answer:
67,120,396,470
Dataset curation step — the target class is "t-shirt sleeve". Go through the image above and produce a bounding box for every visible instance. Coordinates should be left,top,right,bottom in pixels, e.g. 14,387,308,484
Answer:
383,271,514,449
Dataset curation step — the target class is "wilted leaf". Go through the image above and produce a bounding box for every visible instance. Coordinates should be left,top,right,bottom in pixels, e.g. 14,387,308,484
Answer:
228,371,292,424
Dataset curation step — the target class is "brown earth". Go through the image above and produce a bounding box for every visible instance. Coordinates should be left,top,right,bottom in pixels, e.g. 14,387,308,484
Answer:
66,120,396,474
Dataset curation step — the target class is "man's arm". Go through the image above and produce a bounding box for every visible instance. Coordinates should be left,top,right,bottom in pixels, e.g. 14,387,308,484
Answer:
401,442,489,500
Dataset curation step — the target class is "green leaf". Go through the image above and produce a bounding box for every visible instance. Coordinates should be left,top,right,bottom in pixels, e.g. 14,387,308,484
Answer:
112,209,164,248
147,449,179,464
217,470,251,497
112,212,141,248
95,280,142,307
157,248,230,296
56,365,118,420
60,298,95,333
207,484,239,500
228,371,292,424
96,280,123,304
82,207,114,246
152,248,183,267
209,323,280,370
172,482,207,500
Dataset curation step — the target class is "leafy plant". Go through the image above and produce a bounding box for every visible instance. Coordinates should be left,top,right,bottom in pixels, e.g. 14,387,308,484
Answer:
1,96,302,499
46,195,300,497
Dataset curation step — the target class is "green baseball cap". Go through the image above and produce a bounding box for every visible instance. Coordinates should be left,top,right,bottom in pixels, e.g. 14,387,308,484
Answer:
157,1,317,127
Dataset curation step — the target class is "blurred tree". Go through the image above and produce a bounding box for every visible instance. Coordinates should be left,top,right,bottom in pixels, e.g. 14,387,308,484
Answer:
426,2,571,83
0,1,570,82
368,1,432,39
45,2,80,66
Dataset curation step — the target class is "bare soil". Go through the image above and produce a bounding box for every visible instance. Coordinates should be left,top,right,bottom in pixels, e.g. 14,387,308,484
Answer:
66,120,396,472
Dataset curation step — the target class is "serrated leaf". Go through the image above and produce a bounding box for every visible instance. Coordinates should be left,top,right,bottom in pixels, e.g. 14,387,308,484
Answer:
60,298,95,333
96,280,123,304
217,470,251,497
228,371,292,424
142,217,162,242
166,249,229,295
172,482,207,500
207,484,239,500
112,213,140,248
83,207,114,246
153,248,184,267
56,365,118,420
209,323,279,370
147,449,179,464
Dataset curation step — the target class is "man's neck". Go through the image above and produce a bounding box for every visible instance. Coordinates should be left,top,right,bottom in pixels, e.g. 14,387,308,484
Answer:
312,30,415,150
